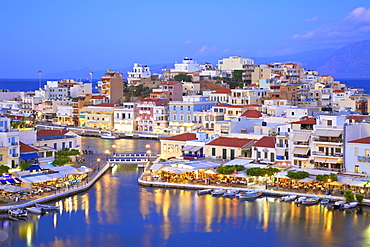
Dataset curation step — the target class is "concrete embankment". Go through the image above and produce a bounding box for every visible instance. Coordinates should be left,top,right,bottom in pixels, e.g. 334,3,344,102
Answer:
0,162,111,212
138,177,370,206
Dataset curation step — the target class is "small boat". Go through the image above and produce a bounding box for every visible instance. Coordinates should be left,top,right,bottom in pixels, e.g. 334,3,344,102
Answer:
35,204,60,210
9,208,27,217
342,202,358,209
223,189,239,197
294,197,307,204
238,191,262,199
333,200,346,209
302,198,319,205
26,207,44,214
197,189,212,195
101,132,117,139
320,199,330,204
280,195,297,202
211,189,225,196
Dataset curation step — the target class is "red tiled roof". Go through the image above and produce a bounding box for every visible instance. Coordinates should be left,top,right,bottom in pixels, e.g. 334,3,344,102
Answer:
37,129,69,137
150,92,164,95
212,88,231,94
20,142,38,152
241,110,262,118
245,84,259,87
347,116,367,120
291,120,316,125
92,95,105,99
92,103,115,107
163,133,197,141
284,63,297,65
253,136,275,148
161,81,179,85
206,137,254,148
348,137,370,144
333,90,345,93
321,75,331,77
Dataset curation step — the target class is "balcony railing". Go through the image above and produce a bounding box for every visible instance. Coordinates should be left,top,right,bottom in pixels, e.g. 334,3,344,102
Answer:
312,151,343,157
183,153,205,158
293,154,310,158
276,144,288,148
358,156,370,162
312,137,342,143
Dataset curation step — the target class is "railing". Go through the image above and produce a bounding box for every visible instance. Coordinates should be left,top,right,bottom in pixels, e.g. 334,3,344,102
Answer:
183,153,205,158
358,156,370,162
293,141,309,146
276,144,288,148
293,154,309,158
312,151,343,157
312,138,342,143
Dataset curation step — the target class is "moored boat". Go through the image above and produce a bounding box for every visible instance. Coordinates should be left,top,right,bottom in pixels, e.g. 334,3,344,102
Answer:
238,191,262,199
35,203,60,210
211,189,226,196
26,207,44,214
320,199,330,204
294,197,307,204
101,132,117,139
301,198,319,205
197,189,212,195
333,200,346,209
223,189,239,197
9,208,27,217
280,195,297,202
342,202,358,209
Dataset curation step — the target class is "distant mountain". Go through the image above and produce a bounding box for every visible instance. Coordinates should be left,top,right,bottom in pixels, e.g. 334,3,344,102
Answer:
252,48,338,70
316,39,370,78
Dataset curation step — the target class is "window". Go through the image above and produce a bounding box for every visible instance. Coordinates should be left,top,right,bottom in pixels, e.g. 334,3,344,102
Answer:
366,149,369,156
212,148,216,156
222,149,227,159
319,147,324,152
327,120,332,126
335,148,341,153
0,154,2,161
355,147,359,156
69,141,72,148
62,142,66,149
355,165,360,173
54,143,57,149
231,149,235,160
163,144,167,151
264,151,268,159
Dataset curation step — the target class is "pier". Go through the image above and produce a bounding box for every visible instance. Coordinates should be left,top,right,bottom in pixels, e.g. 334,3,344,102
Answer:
109,152,157,167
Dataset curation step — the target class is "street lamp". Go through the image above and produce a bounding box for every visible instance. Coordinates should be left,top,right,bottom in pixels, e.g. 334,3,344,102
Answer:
104,150,110,161
112,144,117,155
38,70,42,89
265,173,268,189
327,178,331,195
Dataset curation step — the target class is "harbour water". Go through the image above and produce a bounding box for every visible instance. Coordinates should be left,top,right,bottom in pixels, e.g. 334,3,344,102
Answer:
2,138,370,247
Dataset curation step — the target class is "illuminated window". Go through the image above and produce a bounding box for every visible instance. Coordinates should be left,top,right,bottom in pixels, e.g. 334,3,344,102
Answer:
163,144,167,151
366,149,369,156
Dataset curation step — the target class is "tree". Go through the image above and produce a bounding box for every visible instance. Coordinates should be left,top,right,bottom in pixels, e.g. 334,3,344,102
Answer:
246,167,279,177
355,193,364,204
287,171,310,179
18,163,32,171
52,156,71,166
0,165,9,174
233,70,243,82
344,190,355,202
216,165,245,175
174,74,192,82
316,173,337,182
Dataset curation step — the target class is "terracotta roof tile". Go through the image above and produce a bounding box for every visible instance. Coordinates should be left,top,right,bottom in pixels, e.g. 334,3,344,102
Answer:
92,103,115,107
348,137,370,144
291,120,316,124
241,110,262,118
206,137,254,148
212,88,232,94
37,130,69,137
163,133,197,141
253,136,275,148
20,142,38,152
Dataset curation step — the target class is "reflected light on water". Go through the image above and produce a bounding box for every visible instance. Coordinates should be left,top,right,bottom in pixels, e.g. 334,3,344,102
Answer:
53,213,58,229
26,226,32,247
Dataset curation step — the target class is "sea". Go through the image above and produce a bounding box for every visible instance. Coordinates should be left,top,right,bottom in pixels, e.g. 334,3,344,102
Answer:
2,137,370,247
0,78,370,93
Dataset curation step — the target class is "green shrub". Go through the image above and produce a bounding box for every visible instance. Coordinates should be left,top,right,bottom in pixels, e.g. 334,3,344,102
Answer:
287,171,310,179
344,190,355,202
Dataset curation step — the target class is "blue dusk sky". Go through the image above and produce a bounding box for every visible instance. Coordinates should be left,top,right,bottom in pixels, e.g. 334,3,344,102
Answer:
1,0,370,78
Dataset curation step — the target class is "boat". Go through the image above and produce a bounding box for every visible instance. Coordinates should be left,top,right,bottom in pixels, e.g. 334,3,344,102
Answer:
26,207,44,214
320,199,330,204
223,189,239,197
211,189,226,196
342,202,358,209
35,203,60,210
333,200,346,209
8,208,27,217
101,132,117,139
294,197,307,204
280,195,297,202
238,191,262,199
196,189,212,195
301,198,319,205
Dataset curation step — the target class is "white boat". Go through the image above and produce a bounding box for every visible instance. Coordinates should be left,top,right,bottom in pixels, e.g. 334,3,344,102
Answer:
320,199,330,204
342,202,358,209
301,198,319,205
238,191,262,199
35,203,60,210
101,132,117,139
333,200,346,209
280,195,297,202
223,189,239,197
197,189,212,195
211,189,225,196
26,207,44,214
294,197,307,204
9,208,27,217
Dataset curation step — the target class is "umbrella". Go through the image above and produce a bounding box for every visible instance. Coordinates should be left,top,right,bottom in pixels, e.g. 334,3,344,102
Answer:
78,166,93,173
204,170,218,174
0,185,29,193
329,181,344,186
171,170,183,174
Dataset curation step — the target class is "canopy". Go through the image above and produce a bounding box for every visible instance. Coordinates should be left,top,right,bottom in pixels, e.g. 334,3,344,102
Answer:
0,184,29,193
314,129,342,137
204,170,218,174
329,181,344,186
77,166,93,173
293,147,309,155
348,178,368,187
150,163,163,171
26,165,41,171
314,157,326,163
20,152,39,160
298,177,315,183
292,133,310,142
182,146,203,152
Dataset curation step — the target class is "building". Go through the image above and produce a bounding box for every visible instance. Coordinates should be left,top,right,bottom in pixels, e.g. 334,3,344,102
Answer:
160,81,183,101
36,129,81,151
100,70,124,104
127,63,151,86
135,98,168,132
79,103,116,129
160,133,198,159
205,137,255,160
113,103,137,133
252,136,276,164
217,56,254,71
346,137,370,174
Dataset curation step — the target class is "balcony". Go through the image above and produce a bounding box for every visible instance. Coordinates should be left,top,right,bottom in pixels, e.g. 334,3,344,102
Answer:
183,153,205,158
276,144,288,148
293,141,309,146
312,151,343,157
358,156,370,162
312,137,342,143
293,154,310,159
10,153,18,158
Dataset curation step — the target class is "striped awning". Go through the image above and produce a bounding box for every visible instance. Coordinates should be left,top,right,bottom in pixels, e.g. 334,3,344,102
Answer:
293,147,309,155
292,133,310,142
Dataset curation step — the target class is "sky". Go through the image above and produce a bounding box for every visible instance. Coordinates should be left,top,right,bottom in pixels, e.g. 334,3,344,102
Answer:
1,0,370,78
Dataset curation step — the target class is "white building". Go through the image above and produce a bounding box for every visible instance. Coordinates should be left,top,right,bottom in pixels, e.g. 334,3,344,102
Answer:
346,137,370,174
127,63,151,85
217,56,254,71
113,103,137,133
171,57,200,72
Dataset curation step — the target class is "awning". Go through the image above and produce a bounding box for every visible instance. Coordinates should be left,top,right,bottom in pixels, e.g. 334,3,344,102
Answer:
182,146,202,152
25,165,41,171
276,149,285,156
292,133,310,142
349,179,368,187
293,147,309,155
20,153,39,160
314,129,342,137
150,163,163,171
298,177,315,183
325,158,341,164
314,157,327,163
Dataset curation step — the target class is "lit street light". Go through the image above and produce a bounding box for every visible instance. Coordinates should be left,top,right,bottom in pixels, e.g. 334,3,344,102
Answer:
105,150,110,161
112,144,117,155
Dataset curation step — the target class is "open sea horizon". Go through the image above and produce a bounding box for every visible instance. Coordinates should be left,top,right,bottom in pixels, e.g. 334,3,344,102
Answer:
0,77,370,94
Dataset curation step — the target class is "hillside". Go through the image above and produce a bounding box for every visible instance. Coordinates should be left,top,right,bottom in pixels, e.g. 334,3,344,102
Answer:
198,81,227,91
317,39,370,78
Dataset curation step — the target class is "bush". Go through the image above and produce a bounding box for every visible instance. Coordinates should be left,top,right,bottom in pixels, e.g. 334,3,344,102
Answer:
316,173,337,182
52,156,71,166
18,163,32,171
287,171,310,179
246,167,279,177
344,190,355,202
216,165,245,175
55,148,80,158
0,165,9,174
355,193,364,204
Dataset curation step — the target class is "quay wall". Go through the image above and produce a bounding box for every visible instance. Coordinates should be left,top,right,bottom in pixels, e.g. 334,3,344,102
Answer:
138,177,370,206
0,162,111,212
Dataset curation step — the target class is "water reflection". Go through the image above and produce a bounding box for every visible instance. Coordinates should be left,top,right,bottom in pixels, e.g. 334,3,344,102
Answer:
2,137,370,246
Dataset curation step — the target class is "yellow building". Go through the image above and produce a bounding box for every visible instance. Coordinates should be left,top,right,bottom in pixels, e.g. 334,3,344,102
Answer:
79,103,115,129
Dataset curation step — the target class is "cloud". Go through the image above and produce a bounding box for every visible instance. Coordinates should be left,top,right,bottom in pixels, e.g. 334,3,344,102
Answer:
305,17,318,22
183,40,192,45
345,7,370,24
197,45,217,54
